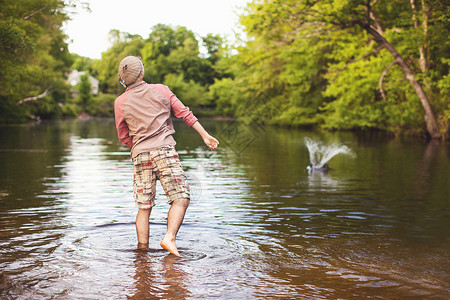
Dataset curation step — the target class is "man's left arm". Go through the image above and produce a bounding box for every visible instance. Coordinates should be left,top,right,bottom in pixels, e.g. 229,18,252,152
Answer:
114,97,133,148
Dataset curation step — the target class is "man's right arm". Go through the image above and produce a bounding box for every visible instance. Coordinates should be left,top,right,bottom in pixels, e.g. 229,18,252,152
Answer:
192,121,219,151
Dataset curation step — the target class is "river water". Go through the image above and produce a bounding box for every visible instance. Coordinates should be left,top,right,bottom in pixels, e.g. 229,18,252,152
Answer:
0,119,448,299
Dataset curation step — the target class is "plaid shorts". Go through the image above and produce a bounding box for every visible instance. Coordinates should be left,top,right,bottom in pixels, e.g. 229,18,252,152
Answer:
132,145,190,209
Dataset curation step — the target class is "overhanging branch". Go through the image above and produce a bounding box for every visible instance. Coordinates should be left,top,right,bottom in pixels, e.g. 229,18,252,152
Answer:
338,44,385,72
328,44,385,84
22,5,48,20
16,87,53,105
379,59,397,100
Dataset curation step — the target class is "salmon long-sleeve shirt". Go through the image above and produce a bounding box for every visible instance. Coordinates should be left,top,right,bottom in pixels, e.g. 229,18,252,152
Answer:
114,81,198,158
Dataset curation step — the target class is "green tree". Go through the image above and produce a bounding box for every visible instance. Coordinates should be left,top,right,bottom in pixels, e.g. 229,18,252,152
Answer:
203,34,223,62
78,73,91,112
93,24,230,115
163,73,209,109
94,30,144,93
72,54,98,76
142,24,213,85
216,0,449,138
201,33,229,84
0,0,74,122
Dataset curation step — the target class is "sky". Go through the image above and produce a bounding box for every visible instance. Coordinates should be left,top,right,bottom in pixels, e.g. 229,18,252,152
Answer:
63,0,250,59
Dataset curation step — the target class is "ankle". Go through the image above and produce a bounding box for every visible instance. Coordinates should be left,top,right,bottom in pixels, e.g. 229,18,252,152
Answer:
137,242,149,250
163,233,176,242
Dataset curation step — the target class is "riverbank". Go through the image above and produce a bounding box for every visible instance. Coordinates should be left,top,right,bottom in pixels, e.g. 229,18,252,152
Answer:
3,113,449,142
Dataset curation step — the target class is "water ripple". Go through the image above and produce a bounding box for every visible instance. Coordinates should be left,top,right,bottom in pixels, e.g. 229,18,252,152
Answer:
1,122,449,299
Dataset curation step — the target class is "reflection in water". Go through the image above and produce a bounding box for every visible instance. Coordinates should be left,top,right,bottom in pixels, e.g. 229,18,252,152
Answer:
0,120,449,298
161,255,190,299
131,251,190,300
306,170,339,191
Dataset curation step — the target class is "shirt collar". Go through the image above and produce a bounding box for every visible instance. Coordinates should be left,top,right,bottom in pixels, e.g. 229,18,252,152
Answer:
126,80,146,91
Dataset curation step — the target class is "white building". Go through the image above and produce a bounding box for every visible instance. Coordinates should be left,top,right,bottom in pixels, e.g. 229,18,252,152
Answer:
67,70,99,95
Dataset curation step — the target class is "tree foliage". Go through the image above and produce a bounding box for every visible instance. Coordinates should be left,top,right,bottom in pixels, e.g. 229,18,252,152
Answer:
210,0,449,138
95,30,145,94
78,73,91,112
1,0,448,138
0,0,74,122
95,24,228,110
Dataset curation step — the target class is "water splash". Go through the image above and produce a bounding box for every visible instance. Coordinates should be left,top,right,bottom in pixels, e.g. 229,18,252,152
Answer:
305,138,355,171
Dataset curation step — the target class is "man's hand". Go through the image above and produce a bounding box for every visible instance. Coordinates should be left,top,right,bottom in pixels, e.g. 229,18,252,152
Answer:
192,122,219,151
203,135,219,151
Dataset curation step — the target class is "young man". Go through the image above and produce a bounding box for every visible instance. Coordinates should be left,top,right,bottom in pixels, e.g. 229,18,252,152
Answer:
114,56,218,256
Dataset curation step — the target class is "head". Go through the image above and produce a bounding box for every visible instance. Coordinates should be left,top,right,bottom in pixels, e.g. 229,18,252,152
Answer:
118,56,145,88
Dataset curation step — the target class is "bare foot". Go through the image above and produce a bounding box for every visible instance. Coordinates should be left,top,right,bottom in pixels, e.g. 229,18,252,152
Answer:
160,236,180,256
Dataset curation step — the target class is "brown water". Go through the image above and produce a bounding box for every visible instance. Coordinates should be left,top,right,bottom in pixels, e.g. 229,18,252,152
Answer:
0,119,449,299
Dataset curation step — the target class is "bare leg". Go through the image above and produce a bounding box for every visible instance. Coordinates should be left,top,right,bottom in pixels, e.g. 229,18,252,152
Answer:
136,208,152,249
160,198,189,256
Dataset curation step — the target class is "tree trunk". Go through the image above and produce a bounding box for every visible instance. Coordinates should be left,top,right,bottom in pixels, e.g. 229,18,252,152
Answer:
410,0,428,72
359,22,441,139
420,0,429,71
393,55,440,139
